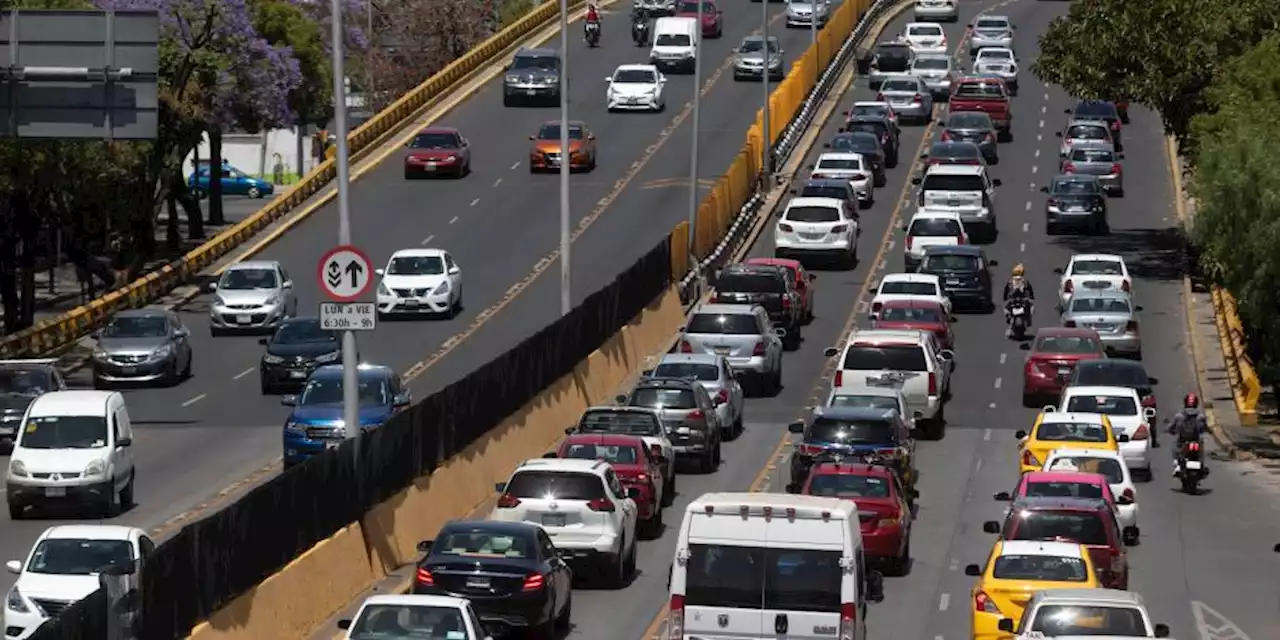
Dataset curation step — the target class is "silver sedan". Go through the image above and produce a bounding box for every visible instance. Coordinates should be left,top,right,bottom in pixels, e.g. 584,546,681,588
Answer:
1060,289,1143,358
877,75,933,123
968,15,1014,54
646,352,746,439
910,54,956,99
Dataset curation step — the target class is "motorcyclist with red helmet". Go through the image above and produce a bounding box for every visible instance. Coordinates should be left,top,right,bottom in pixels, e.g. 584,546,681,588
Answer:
1167,393,1209,473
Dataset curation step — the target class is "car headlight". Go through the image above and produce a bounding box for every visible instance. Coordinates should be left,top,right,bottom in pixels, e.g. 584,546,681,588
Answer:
505,74,519,83
545,75,559,84
7,586,29,613
93,348,108,360
264,295,280,306
433,281,450,295
262,353,284,364
8,460,26,477
214,295,227,307
768,57,782,68
83,459,106,479
151,344,173,360
284,420,304,433
315,351,341,363
377,282,392,296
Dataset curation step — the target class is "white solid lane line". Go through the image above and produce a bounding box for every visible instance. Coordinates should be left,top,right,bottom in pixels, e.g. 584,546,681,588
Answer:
181,393,207,407
232,367,254,380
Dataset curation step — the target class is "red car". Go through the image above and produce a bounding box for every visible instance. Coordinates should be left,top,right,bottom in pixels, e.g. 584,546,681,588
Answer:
675,0,722,37
994,470,1121,510
553,433,667,537
1020,327,1106,407
789,461,913,576
871,299,953,350
743,257,815,323
984,496,1133,589
403,127,471,178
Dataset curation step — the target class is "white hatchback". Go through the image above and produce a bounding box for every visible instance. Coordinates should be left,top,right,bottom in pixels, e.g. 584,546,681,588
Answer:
774,196,859,267
1053,386,1155,478
870,273,952,318
903,209,967,270
606,64,666,112
811,152,874,203
1054,253,1131,310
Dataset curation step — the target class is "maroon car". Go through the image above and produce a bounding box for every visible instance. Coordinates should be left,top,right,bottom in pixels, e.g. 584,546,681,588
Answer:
675,0,722,37
872,299,953,350
403,127,471,178
1021,327,1106,407
554,433,667,538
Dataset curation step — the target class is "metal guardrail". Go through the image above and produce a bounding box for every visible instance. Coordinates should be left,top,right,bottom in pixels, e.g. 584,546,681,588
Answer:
1210,287,1261,424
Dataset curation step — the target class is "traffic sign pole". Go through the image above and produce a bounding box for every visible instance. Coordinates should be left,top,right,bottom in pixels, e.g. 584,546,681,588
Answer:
328,0,360,447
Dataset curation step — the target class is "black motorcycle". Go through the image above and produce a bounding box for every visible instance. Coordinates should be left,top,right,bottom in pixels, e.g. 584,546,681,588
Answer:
1173,439,1207,493
1006,298,1032,340
632,17,650,46
585,21,601,47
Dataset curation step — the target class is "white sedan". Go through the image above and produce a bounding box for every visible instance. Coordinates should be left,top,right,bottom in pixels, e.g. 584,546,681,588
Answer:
606,64,666,112
901,22,948,55
375,248,463,319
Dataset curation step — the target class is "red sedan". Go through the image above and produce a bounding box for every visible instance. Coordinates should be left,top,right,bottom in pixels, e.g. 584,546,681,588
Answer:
554,433,667,538
675,0,723,37
403,127,471,178
1020,327,1106,407
871,299,953,350
789,461,913,576
743,257,815,323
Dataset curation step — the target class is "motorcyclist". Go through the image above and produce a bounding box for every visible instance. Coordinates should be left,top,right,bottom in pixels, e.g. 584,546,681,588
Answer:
585,2,602,42
1002,264,1035,334
1166,393,1209,465
631,6,648,43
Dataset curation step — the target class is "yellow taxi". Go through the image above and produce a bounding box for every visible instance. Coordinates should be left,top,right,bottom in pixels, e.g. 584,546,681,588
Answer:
966,540,1101,640
1014,410,1124,474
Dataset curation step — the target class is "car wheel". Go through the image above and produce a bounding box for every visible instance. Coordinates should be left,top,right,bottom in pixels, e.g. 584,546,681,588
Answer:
247,186,261,198
8,502,23,520
734,414,744,437
163,361,181,387
183,353,193,378
664,471,676,506
403,168,414,179
887,538,911,576
1021,390,1037,408
503,94,513,107
700,447,716,473
120,472,135,509
555,591,573,630
92,374,106,390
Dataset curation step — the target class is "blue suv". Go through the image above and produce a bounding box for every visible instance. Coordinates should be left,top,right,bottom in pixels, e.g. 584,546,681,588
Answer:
281,364,410,467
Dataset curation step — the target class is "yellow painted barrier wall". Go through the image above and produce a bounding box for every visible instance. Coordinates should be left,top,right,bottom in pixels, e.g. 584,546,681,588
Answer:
0,0,584,359
1210,287,1261,424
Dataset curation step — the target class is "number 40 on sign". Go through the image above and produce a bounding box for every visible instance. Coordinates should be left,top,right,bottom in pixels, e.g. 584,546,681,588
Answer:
319,302,377,331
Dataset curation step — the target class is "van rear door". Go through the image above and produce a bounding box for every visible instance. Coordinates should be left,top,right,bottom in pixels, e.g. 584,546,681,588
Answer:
761,516,847,639
682,514,766,638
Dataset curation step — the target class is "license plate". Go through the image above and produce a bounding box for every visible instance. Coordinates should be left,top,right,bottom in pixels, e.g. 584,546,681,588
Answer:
714,347,730,355
44,487,66,497
425,162,436,169
526,89,537,95
947,200,964,207
945,279,961,286
289,370,307,379
866,376,900,388
325,440,342,450
465,577,490,589
1058,367,1071,376
1184,460,1202,470
236,314,252,324
543,513,566,527
1010,307,1025,316
120,366,136,375
402,300,419,308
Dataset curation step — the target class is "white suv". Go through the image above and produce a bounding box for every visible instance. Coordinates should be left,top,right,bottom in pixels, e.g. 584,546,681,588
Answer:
491,458,639,587
774,196,859,268
825,329,953,439
914,163,1001,241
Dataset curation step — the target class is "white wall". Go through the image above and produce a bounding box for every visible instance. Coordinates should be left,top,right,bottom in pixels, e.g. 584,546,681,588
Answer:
183,128,321,180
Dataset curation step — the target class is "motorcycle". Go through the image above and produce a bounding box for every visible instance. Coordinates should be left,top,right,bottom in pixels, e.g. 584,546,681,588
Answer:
1006,299,1032,340
632,18,650,46
1173,440,1207,493
585,21,601,47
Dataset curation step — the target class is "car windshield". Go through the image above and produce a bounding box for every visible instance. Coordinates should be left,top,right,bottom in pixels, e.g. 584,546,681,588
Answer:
716,272,783,293
807,473,891,498
850,105,889,119
686,313,760,335
800,184,850,200
830,134,877,153
913,57,949,70
880,306,942,323
220,268,277,290
1035,421,1109,442
1027,605,1149,636
19,416,108,449
952,82,1004,99
408,132,458,149
846,122,888,137
1034,335,1101,354
909,218,961,236
992,554,1088,581
273,321,336,345
808,417,894,445
433,531,530,559
1025,480,1105,500
1008,510,1109,546
1065,394,1138,416
907,25,942,36
349,603,469,639
1070,259,1123,275
786,205,841,223
1052,179,1101,195
880,79,919,92
921,175,984,192
817,158,864,171
1046,456,1125,484
506,470,604,500
1067,124,1108,139
842,345,927,371
512,55,557,71
0,368,53,396
880,281,938,295
947,113,991,129
102,315,167,338
653,362,719,381
1070,147,1114,162
27,539,133,575
975,18,1008,29
614,69,657,83
387,256,444,275
930,142,980,159
739,38,778,53
564,442,640,465
577,411,661,435
1071,362,1149,387
630,387,697,409
678,0,715,11
1070,297,1130,314
875,44,910,58
827,394,900,411
923,254,978,271
656,33,692,46
299,376,390,406
1075,102,1118,118
979,49,1013,60
538,124,584,140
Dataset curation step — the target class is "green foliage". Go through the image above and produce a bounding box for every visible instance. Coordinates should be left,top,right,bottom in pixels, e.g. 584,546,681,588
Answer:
252,0,332,126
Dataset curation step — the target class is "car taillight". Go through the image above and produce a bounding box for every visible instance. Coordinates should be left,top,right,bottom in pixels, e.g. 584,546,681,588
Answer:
688,409,704,421
1063,162,1076,173
974,590,1001,614
1063,320,1077,328
1110,120,1120,130
839,602,857,640
812,173,827,179
1064,279,1074,293
927,372,937,396
1110,554,1123,575
717,389,729,403
958,232,968,244
782,296,792,309
913,94,923,103
1131,424,1149,440
587,497,616,512
1188,441,1201,452
875,93,885,101
1111,163,1122,174
834,370,844,386
522,573,546,591
1021,449,1039,468
668,594,685,640
798,443,825,456
1126,320,1139,332
905,235,914,250
1121,279,1130,292
850,172,866,181
1122,488,1135,501
831,224,849,233
779,223,794,232
871,301,883,314
416,567,434,585
496,494,521,508
985,133,995,143
1141,395,1156,408
940,130,952,141
753,341,766,356
680,340,693,353
1047,198,1059,207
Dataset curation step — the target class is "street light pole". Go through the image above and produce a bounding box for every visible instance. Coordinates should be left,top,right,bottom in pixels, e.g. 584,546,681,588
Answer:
559,0,571,316
688,0,702,256
761,0,772,177
329,0,360,443
810,0,818,82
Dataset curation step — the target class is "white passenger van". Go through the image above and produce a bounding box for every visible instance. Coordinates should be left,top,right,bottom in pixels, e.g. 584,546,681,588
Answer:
667,492,883,639
650,17,699,73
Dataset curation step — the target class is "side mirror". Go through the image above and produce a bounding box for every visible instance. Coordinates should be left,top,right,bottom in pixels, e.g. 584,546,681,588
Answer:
627,487,643,500
964,564,982,576
997,619,1015,633
988,259,999,266
1148,376,1159,385
650,444,663,459
528,135,536,140
375,268,385,276
117,437,132,447
605,76,613,81
807,163,815,170
912,411,923,420
204,281,218,293
338,620,352,630
982,521,1001,534
992,178,1002,186
416,539,433,553
1117,152,1125,159
866,570,885,602
774,328,787,338
919,151,928,159
6,560,21,574
787,421,805,434
1154,623,1170,638
1053,267,1065,274
785,482,801,494
258,337,269,345
1134,305,1144,312
1042,405,1056,413
808,273,816,281
91,330,102,340
615,394,628,404
1116,494,1134,505
1038,186,1049,193
281,395,298,407
823,347,839,358
494,482,507,492
542,451,558,459
448,267,461,275
394,393,411,407
1122,526,1139,545
993,491,1011,501
1117,434,1130,443
282,280,293,289
587,134,596,140
938,349,954,361
564,426,576,435
1018,342,1031,351
713,397,725,407
1013,430,1027,439
822,143,832,149
1144,407,1157,419
911,176,922,185
1054,131,1063,137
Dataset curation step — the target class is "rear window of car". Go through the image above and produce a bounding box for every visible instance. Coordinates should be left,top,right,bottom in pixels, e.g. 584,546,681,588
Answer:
1070,259,1123,275
907,24,942,36
684,544,842,613
842,345,927,371
912,57,949,70
952,81,1005,99
686,313,760,335
1070,147,1115,162
921,174,985,192
563,443,640,465
800,184,850,200
1065,394,1138,416
807,473,891,498
827,394,900,412
1034,421,1109,442
1051,178,1101,195
880,78,919,93
832,134,878,153
846,121,888,137
1070,362,1149,387
1034,335,1101,354
652,362,719,381
1066,124,1109,139
975,18,1008,29
880,306,942,323
1074,102,1118,118
577,411,660,436
909,218,961,236
786,205,842,223
1026,605,1150,636
807,418,895,445
1070,297,1130,314
880,281,938,296
947,113,991,129
817,157,865,171
716,272,785,293
923,254,978,272
506,471,605,500
1024,480,1105,500
992,554,1088,581
1045,456,1125,484
630,387,697,409
1007,510,1110,546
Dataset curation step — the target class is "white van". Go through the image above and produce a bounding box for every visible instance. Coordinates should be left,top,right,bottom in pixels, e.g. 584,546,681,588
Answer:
650,17,698,73
5,390,136,519
667,492,883,639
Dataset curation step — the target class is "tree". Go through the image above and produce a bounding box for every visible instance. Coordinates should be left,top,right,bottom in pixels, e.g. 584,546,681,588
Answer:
1031,0,1280,149
362,0,490,111
253,0,333,179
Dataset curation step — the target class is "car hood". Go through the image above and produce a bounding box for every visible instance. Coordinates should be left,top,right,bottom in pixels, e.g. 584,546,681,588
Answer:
676,10,718,21
289,404,394,425
533,140,585,152
610,82,659,95
405,149,460,160
16,573,101,602
267,341,341,359
98,336,169,355
381,274,447,289
735,52,780,64
215,288,278,305
13,447,106,473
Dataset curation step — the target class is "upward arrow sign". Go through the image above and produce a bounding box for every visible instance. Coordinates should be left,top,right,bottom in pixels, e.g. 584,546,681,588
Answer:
344,260,364,288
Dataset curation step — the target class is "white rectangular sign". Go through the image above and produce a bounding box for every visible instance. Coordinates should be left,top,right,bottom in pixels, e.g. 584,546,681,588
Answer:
319,302,376,331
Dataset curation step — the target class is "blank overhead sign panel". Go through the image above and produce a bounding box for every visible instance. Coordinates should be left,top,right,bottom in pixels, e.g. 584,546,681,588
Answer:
0,9,159,139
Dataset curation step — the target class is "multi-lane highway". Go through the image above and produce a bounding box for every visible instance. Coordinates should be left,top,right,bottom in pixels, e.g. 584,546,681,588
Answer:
0,0,856,590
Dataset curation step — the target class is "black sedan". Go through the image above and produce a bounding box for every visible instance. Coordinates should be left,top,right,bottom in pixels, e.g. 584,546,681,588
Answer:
841,117,899,167
919,140,985,169
413,520,572,637
918,245,996,312
258,318,342,394
825,131,887,185
938,111,998,164
1041,174,1108,235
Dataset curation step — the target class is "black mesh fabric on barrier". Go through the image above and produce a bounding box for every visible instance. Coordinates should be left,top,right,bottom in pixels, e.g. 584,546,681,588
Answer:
26,587,107,639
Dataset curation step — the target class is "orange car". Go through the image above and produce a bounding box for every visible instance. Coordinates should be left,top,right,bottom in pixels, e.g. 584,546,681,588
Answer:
528,120,596,173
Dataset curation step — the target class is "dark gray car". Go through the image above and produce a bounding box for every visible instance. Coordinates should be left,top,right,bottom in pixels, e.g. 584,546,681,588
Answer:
825,132,886,185
1041,174,1107,235
91,308,193,388
939,111,998,163
503,48,562,107
0,360,66,448
617,377,723,472
1063,143,1123,196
